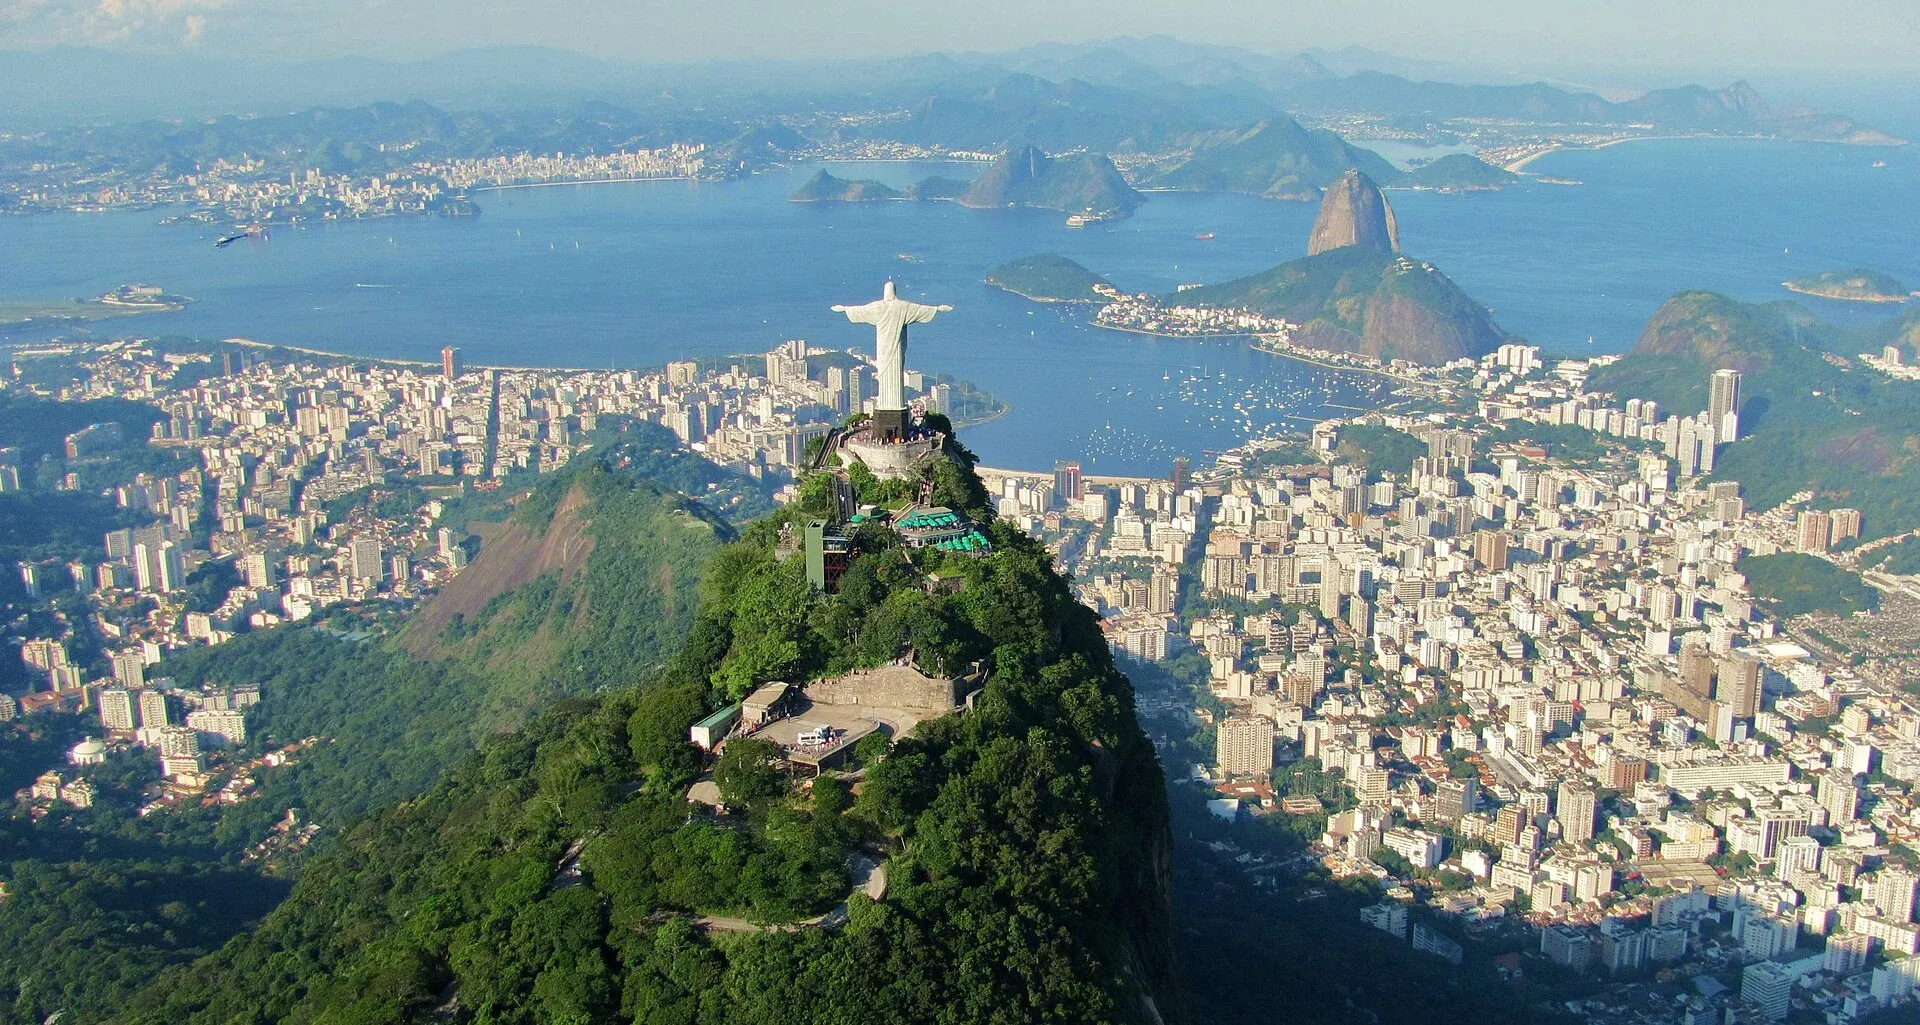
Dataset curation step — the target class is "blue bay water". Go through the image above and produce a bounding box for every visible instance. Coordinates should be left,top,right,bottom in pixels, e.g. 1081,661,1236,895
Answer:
1,139,1915,474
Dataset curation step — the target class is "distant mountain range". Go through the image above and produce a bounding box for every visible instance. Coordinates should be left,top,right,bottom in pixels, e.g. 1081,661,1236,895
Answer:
0,38,1900,149
0,98,799,179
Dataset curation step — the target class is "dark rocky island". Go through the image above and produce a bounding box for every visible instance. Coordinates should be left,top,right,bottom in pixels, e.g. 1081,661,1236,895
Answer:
789,169,903,203
1180,169,1505,364
985,253,1114,302
905,175,971,200
960,145,1144,218
1783,268,1912,303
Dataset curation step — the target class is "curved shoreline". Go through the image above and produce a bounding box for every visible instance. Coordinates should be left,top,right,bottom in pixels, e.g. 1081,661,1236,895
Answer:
952,404,1011,429
1247,340,1424,383
985,281,1106,304
1502,130,1905,173
468,176,695,193
1089,322,1257,341
1086,320,1417,383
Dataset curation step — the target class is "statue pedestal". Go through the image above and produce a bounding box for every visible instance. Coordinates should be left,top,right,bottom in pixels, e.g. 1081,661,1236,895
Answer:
841,428,942,480
872,408,909,444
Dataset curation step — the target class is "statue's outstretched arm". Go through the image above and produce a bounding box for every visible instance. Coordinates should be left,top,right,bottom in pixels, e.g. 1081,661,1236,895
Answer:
833,302,882,324
904,302,954,323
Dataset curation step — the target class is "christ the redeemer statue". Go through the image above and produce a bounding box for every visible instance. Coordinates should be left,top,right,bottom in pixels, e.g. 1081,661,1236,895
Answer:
832,281,951,443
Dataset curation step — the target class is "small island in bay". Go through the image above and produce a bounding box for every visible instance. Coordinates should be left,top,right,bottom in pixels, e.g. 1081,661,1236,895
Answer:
907,176,971,201
1398,153,1521,193
985,253,1116,302
789,169,903,203
962,146,1144,219
0,284,193,329
1783,269,1913,303
96,283,194,310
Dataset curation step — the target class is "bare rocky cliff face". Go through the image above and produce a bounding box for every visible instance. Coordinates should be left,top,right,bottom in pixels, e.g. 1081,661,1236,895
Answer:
1306,169,1399,256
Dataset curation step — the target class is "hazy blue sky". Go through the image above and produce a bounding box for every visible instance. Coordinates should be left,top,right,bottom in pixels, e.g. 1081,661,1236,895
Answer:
1,0,1913,78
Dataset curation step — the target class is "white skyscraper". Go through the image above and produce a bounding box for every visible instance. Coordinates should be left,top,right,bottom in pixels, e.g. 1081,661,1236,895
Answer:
1709,369,1741,442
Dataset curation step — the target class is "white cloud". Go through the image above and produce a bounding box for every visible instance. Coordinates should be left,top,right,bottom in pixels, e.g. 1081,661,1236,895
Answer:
1,0,237,46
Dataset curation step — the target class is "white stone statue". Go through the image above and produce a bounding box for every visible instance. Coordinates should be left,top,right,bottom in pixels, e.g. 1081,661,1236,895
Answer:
832,281,951,412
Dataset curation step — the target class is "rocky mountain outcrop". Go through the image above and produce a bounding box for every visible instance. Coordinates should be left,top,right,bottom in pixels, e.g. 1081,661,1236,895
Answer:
789,169,902,202
1306,169,1399,256
1177,245,1504,364
960,144,1145,216
1625,290,1792,377
1177,170,1505,364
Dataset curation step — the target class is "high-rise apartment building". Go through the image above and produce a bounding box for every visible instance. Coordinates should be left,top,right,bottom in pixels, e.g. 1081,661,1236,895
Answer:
111,649,146,690
1557,781,1597,844
1709,369,1741,441
1473,529,1509,571
1798,510,1833,553
98,688,137,731
1831,508,1863,543
350,536,384,581
1216,716,1276,778
138,689,172,729
1875,867,1919,924
1052,461,1084,504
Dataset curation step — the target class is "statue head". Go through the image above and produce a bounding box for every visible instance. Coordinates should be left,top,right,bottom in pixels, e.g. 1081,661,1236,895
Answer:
883,280,897,300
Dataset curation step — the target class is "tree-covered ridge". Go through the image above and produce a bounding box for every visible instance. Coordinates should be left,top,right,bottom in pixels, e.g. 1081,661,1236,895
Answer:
1737,553,1880,617
114,441,1176,1025
0,437,753,1024
1590,291,1920,538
